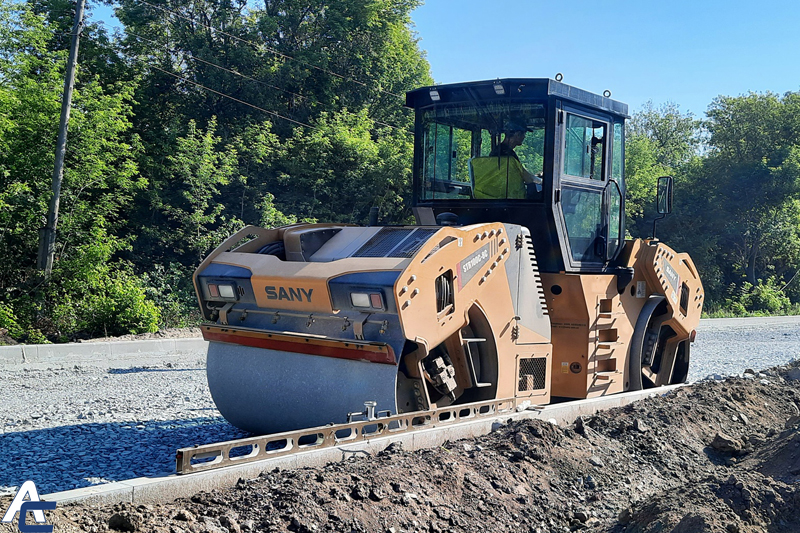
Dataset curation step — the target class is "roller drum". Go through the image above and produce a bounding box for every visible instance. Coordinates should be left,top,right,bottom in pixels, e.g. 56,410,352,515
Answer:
207,341,399,434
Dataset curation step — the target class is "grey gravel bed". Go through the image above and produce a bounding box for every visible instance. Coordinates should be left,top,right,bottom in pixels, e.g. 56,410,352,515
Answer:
0,356,248,495
690,317,800,381
1,317,800,495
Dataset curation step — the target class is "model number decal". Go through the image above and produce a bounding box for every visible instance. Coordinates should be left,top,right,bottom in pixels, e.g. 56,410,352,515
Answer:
266,286,313,302
458,243,491,290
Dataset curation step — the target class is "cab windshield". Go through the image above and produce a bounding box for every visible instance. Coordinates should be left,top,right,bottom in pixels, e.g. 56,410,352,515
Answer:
419,103,547,201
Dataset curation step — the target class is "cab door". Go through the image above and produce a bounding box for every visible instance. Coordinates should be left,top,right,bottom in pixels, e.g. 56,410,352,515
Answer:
554,105,624,272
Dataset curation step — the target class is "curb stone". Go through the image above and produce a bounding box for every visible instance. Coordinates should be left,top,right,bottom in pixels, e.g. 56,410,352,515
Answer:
0,338,208,368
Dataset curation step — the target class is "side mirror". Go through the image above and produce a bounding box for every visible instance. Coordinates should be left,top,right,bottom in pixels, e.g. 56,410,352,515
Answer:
657,176,673,215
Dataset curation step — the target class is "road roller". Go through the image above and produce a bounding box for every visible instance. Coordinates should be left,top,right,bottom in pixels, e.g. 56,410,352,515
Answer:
193,78,704,435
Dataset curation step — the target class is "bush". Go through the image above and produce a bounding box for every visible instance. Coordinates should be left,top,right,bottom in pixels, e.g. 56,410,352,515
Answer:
81,272,160,336
746,278,791,314
0,302,23,339
140,263,202,329
39,229,161,339
711,278,793,317
46,269,160,338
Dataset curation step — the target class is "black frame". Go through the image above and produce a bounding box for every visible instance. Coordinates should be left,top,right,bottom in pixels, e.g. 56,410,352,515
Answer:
407,79,629,274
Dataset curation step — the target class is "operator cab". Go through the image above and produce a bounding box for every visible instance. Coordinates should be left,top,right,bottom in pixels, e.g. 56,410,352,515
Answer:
406,78,627,274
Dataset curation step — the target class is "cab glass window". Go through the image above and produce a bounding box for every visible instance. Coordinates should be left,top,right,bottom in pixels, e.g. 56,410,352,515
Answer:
564,114,606,181
562,188,603,262
420,103,546,201
611,121,624,183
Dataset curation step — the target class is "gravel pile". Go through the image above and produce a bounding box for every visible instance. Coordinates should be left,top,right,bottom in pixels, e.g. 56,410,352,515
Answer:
0,318,798,497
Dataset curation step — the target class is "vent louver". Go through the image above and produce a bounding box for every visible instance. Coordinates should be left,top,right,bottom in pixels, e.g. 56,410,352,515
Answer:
353,228,438,258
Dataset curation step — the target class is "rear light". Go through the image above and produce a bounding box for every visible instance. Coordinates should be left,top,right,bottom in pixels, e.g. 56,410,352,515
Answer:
208,284,219,297
350,292,384,310
369,293,383,308
690,329,697,343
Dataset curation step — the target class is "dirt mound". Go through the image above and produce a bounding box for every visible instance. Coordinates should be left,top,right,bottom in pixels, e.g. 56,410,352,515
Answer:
9,362,800,533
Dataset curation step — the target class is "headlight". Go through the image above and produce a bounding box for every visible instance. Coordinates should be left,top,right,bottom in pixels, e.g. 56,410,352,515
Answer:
218,284,236,299
207,283,237,300
328,271,399,313
350,292,384,310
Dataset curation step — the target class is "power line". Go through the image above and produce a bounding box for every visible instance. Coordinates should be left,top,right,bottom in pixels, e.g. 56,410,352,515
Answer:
124,29,411,134
134,0,406,100
149,64,316,129
126,29,308,103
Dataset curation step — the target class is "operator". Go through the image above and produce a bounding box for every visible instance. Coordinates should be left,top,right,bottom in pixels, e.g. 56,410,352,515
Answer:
489,122,542,188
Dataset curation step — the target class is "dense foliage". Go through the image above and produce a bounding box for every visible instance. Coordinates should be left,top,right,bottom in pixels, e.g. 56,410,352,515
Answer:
1,0,799,343
0,0,430,342
626,95,800,316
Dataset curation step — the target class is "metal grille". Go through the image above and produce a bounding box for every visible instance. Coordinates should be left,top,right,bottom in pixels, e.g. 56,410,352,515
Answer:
518,357,547,391
353,228,437,258
524,234,549,316
353,228,415,258
394,228,438,258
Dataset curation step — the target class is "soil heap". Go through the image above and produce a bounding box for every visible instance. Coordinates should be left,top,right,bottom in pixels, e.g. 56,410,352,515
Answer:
4,361,800,533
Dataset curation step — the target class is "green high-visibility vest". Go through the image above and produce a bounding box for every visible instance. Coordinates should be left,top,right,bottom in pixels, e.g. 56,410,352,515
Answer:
471,156,526,199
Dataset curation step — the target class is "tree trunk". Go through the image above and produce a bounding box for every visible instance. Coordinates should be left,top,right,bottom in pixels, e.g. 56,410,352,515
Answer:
747,241,760,285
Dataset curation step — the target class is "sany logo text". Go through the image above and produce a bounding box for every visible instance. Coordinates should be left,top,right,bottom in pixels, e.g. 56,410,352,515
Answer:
2,481,56,533
265,286,313,302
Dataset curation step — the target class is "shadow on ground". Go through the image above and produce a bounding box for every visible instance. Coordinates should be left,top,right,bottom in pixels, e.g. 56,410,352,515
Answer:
107,367,204,374
0,417,250,494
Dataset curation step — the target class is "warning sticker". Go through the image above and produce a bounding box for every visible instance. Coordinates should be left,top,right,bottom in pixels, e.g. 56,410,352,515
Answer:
636,281,647,298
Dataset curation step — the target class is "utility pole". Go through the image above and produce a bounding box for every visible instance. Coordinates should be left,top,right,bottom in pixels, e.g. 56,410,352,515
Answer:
37,0,87,278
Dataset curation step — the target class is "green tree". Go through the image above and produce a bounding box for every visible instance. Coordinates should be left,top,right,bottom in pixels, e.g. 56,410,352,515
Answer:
624,102,700,239
623,134,671,236
702,92,800,286
0,1,157,340
654,91,800,312
628,101,701,169
157,117,242,263
268,109,414,224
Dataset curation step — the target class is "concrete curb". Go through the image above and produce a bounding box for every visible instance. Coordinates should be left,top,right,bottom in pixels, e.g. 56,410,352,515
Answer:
44,386,681,506
0,338,208,367
697,315,800,328
2,315,798,367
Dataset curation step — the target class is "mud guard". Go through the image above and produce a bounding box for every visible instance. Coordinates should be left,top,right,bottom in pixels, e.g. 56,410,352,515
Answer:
628,295,666,391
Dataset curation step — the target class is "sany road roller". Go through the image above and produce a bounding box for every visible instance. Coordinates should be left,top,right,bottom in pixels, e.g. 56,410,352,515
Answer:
193,78,704,435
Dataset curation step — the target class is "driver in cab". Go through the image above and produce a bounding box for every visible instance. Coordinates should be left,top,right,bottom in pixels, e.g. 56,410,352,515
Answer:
473,122,542,199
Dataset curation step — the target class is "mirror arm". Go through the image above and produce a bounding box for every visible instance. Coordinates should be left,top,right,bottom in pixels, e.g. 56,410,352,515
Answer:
651,211,667,241
652,176,674,241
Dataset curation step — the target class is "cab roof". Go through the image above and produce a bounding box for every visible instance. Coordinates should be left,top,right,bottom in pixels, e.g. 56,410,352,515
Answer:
405,78,629,118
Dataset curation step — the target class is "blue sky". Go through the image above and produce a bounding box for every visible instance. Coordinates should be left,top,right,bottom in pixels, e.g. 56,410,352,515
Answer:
410,0,800,118
89,0,800,119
